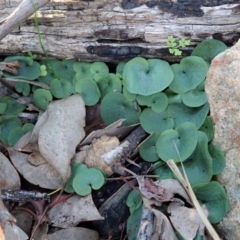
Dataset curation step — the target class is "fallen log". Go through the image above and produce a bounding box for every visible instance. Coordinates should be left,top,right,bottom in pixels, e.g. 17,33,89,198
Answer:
0,0,239,62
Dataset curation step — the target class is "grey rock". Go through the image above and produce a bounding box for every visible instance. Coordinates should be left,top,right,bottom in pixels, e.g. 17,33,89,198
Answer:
205,39,240,239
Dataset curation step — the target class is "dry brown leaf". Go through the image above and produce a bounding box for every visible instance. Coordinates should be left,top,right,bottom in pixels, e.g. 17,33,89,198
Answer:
28,150,47,166
9,150,62,189
46,227,99,240
137,176,173,203
73,135,120,175
38,94,86,182
168,201,207,240
0,152,20,189
47,195,103,228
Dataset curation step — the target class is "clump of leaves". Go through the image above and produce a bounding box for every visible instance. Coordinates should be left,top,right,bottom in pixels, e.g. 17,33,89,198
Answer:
167,35,191,56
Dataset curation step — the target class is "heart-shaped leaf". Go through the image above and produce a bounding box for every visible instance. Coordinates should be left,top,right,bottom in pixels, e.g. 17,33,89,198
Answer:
73,62,92,79
72,168,106,196
156,122,198,161
65,163,88,193
52,59,76,82
169,56,208,94
15,82,31,96
140,108,174,134
90,62,109,82
75,77,100,106
139,132,160,162
123,57,174,96
191,39,227,64
50,79,74,98
180,131,212,185
193,181,229,223
33,89,53,110
126,190,142,214
116,61,127,74
100,92,141,126
167,102,209,129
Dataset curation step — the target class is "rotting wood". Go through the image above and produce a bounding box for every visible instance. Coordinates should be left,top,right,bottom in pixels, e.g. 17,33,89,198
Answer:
0,0,239,62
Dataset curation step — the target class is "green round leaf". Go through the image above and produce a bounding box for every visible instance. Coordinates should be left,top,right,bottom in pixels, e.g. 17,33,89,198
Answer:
33,89,53,110
75,78,100,106
100,92,141,126
0,115,22,144
22,123,34,134
98,73,122,98
126,190,142,214
8,126,25,147
208,144,226,175
90,62,109,82
0,96,25,115
167,102,209,129
139,133,160,162
123,86,136,101
199,116,214,142
123,57,174,96
153,161,174,180
156,122,198,161
148,92,168,113
74,62,92,79
191,39,227,64
180,131,212,185
181,81,207,107
4,56,41,80
50,79,74,98
193,181,229,223
15,82,31,96
52,59,76,82
72,168,105,196
140,108,174,134
65,163,88,193
169,56,208,94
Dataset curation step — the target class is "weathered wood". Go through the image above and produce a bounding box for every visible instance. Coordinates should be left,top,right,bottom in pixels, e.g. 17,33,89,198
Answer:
0,0,240,62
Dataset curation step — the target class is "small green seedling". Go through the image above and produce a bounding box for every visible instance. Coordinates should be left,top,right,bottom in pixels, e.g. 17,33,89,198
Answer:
167,36,191,56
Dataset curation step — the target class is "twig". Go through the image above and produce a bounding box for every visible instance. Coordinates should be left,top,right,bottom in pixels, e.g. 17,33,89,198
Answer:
1,190,50,203
0,0,50,41
106,175,159,181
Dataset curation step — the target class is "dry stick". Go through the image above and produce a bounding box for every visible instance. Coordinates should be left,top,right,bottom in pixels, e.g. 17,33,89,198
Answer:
1,189,50,203
167,160,221,240
0,0,50,41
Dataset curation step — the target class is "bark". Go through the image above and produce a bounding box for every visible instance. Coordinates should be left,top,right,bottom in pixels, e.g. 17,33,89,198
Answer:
0,0,240,62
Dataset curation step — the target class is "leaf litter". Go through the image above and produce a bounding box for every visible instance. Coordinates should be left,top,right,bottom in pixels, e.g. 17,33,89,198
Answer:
0,92,221,239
